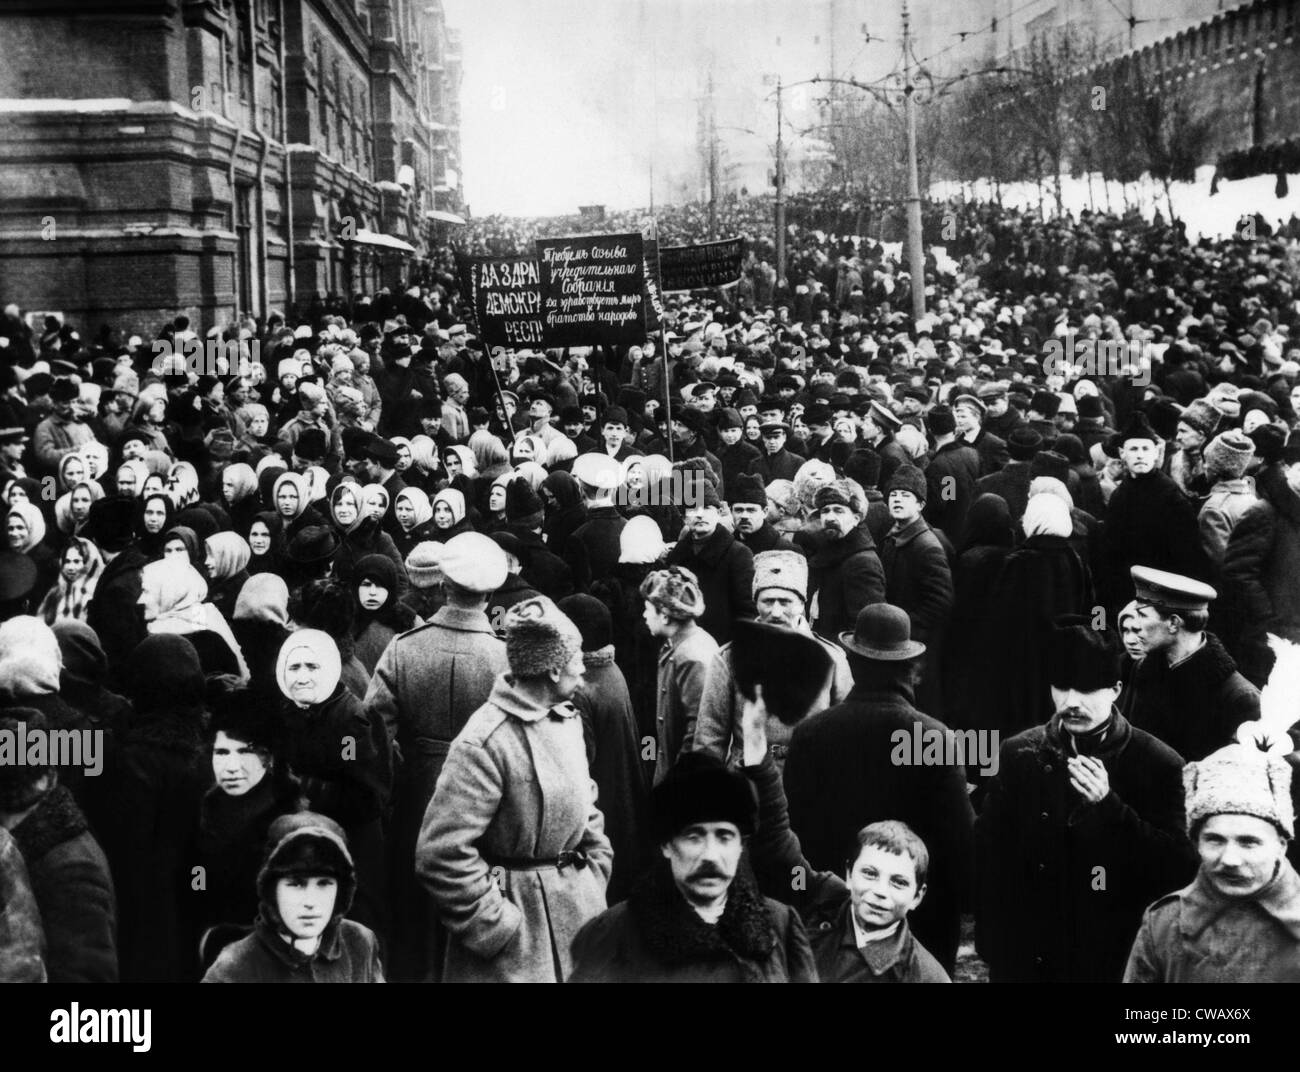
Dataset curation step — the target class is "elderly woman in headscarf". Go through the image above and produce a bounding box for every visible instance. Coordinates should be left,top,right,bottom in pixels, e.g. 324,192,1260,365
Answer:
138,558,248,681
430,487,472,543
392,487,436,559
205,532,252,622
114,458,149,500
38,536,103,627
54,479,104,543
220,462,260,536
7,501,57,604
100,633,210,983
274,629,392,935
231,572,292,699
328,481,407,595
57,451,90,497
980,492,1095,737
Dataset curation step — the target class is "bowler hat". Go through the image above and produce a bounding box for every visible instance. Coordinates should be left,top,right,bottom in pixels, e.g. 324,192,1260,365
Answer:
839,603,926,661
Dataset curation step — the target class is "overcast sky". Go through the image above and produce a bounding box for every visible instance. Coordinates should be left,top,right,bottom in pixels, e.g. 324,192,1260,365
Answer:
441,0,871,217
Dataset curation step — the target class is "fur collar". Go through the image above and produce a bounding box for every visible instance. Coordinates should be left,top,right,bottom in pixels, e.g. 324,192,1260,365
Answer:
11,785,88,863
1154,632,1240,689
583,645,616,668
628,859,777,979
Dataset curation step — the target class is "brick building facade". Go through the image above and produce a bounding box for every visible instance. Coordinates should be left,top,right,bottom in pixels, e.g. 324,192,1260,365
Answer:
0,0,464,334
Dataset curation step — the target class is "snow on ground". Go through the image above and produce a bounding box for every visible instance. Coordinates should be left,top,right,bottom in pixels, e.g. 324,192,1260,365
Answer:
931,166,1300,243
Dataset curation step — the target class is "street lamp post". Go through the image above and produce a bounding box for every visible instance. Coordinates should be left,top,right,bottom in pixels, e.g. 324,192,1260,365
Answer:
902,0,926,322
775,77,786,289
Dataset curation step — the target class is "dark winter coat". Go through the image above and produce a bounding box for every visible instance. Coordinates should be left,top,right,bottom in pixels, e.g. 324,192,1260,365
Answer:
665,525,756,646
568,859,817,983
924,440,981,544
85,545,149,683
807,524,886,639
1124,632,1260,763
979,534,1094,736
203,916,384,983
509,526,575,600
1221,484,1300,685
564,504,627,594
967,428,1009,476
879,515,953,718
975,713,1196,983
1099,469,1210,612
331,518,408,597
747,447,804,483
719,440,762,494
736,520,799,555
11,785,118,983
0,826,45,982
783,682,975,973
572,650,651,905
975,460,1032,522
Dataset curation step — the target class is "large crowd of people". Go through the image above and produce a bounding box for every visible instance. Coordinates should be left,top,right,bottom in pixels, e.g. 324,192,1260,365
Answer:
0,195,1298,984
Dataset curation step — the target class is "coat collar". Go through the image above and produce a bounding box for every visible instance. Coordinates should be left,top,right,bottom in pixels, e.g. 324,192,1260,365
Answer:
838,900,912,976
1180,858,1300,942
885,515,929,546
252,914,345,969
11,786,87,864
1042,709,1132,760
429,604,496,635
810,522,875,566
487,674,580,724
628,860,777,974
686,524,735,567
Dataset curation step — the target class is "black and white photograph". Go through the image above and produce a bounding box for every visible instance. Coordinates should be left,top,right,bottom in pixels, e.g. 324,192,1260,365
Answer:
0,0,1298,1046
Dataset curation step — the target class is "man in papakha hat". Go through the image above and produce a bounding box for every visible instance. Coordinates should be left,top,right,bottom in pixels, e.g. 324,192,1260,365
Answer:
416,595,611,983
976,616,1195,984
567,751,816,983
1126,745,1300,982
366,531,508,980
1123,565,1259,763
692,550,851,768
807,479,886,641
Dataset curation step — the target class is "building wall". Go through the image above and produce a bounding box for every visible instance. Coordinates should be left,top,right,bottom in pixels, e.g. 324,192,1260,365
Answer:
0,0,463,336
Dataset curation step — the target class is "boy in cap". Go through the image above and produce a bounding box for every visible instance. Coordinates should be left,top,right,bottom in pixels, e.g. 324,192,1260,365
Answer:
416,595,612,982
1124,566,1259,762
1125,745,1300,982
203,812,383,982
568,752,816,983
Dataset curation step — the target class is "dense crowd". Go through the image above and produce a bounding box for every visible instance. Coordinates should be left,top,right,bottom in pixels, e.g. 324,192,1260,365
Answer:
0,196,1299,984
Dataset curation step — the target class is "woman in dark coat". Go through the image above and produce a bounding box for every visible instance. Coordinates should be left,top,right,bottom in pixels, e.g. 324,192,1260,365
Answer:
351,553,417,675
244,510,286,576
195,684,303,941
944,493,1015,731
978,493,1095,736
328,482,407,596
133,491,175,560
219,462,261,538
98,634,210,982
7,502,58,606
542,470,587,552
274,629,393,937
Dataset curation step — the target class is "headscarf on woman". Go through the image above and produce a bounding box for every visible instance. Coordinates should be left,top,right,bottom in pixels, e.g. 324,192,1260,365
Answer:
272,471,310,523
275,629,343,709
139,558,249,681
135,491,176,558
221,463,258,507
395,488,433,532
7,501,46,554
351,553,416,675
38,537,104,626
408,435,439,478
161,524,206,573
57,451,90,494
55,480,105,537
1021,492,1073,540
115,459,149,498
167,461,201,509
361,484,389,523
329,482,366,535
443,444,478,480
431,488,467,533
245,510,286,576
206,532,252,583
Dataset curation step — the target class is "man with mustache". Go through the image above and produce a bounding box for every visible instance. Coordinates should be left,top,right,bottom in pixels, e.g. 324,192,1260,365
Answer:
975,617,1195,983
1125,744,1300,981
567,751,816,983
808,480,886,640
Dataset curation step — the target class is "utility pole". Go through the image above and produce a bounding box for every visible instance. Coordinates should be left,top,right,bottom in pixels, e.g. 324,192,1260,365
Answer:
775,76,786,288
901,0,926,322
707,69,719,240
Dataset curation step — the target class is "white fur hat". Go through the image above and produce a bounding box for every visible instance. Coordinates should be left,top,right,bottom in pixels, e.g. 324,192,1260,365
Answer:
1184,744,1294,839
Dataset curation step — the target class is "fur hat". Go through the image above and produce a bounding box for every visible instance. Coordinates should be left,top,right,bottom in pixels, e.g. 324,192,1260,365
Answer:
884,464,927,504
1117,411,1160,445
729,472,767,508
1203,430,1256,482
504,479,545,527
1047,615,1121,692
557,594,613,652
651,752,757,843
926,405,956,437
1179,398,1222,440
1145,399,1183,442
503,595,583,678
440,532,507,593
1007,426,1044,461
752,549,807,601
814,479,866,515
845,448,882,490
404,541,444,589
296,427,328,461
1184,744,1294,839
640,566,706,620
1028,450,1070,485
1077,394,1105,420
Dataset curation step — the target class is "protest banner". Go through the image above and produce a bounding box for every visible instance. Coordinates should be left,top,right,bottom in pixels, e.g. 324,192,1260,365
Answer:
643,236,663,336
457,252,545,348
659,237,745,291
534,232,647,347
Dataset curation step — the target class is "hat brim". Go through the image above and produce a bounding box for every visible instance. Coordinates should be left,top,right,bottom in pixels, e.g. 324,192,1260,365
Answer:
837,631,926,661
732,619,832,727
